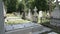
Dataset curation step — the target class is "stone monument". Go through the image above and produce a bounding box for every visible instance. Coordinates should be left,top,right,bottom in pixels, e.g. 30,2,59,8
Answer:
39,11,43,23
27,9,32,21
50,0,60,26
33,6,38,23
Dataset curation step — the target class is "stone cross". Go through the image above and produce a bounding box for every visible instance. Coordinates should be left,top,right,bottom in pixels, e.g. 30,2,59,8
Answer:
33,7,38,23
34,6,38,12
0,1,5,34
33,6,38,16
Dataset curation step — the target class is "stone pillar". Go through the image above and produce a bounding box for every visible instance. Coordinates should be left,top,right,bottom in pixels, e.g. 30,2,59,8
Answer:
50,0,60,26
0,0,5,34
33,7,38,23
56,0,59,7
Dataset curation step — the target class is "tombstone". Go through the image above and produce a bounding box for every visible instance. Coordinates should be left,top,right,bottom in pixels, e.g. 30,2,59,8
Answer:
39,11,43,18
38,11,43,23
27,9,32,21
50,0,60,26
0,1,5,34
33,6,38,23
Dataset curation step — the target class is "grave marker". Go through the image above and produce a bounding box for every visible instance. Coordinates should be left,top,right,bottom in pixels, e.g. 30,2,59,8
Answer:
50,0,60,26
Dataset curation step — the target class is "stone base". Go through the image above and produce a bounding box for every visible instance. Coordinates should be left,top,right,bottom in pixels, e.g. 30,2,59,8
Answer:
50,18,60,26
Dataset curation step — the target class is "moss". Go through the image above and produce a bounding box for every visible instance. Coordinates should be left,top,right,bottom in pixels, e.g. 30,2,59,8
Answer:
5,19,30,25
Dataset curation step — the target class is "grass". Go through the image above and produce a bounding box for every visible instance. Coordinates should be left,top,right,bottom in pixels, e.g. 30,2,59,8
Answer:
5,12,60,34
5,13,30,25
5,12,50,24
6,13,22,17
5,19,30,25
6,12,50,25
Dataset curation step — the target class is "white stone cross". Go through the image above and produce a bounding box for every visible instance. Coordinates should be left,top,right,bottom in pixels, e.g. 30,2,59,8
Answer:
33,6,38,12
39,11,43,17
33,6,38,16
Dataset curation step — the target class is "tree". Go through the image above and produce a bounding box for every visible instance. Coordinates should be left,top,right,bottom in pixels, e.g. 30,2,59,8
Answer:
35,0,49,11
48,0,55,17
26,0,49,13
6,0,18,13
26,0,35,9
17,2,24,14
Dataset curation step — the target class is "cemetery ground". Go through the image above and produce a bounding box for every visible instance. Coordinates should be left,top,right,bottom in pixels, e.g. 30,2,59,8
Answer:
5,12,60,34
5,12,49,25
5,13,31,25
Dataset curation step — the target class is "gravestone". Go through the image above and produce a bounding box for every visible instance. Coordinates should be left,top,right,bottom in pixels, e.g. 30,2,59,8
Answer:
39,11,43,18
38,11,43,23
50,0,60,26
0,1,5,34
33,7,38,23
27,9,32,21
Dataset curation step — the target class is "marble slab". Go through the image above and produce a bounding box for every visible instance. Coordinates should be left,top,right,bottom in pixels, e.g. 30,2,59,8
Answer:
5,25,13,31
48,32,58,34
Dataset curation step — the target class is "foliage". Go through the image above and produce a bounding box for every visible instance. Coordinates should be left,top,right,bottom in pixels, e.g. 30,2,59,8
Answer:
17,2,24,14
7,0,18,13
3,0,18,13
26,0,35,9
34,0,49,11
3,0,55,13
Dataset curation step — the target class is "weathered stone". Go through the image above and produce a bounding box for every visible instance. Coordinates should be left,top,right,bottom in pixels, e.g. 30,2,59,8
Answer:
50,0,60,26
33,7,38,23
0,1,5,34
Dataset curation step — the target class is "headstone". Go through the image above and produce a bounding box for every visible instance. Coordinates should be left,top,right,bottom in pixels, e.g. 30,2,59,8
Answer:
0,1,5,34
39,11,43,18
33,6,38,23
38,11,43,23
50,0,60,26
27,9,32,20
